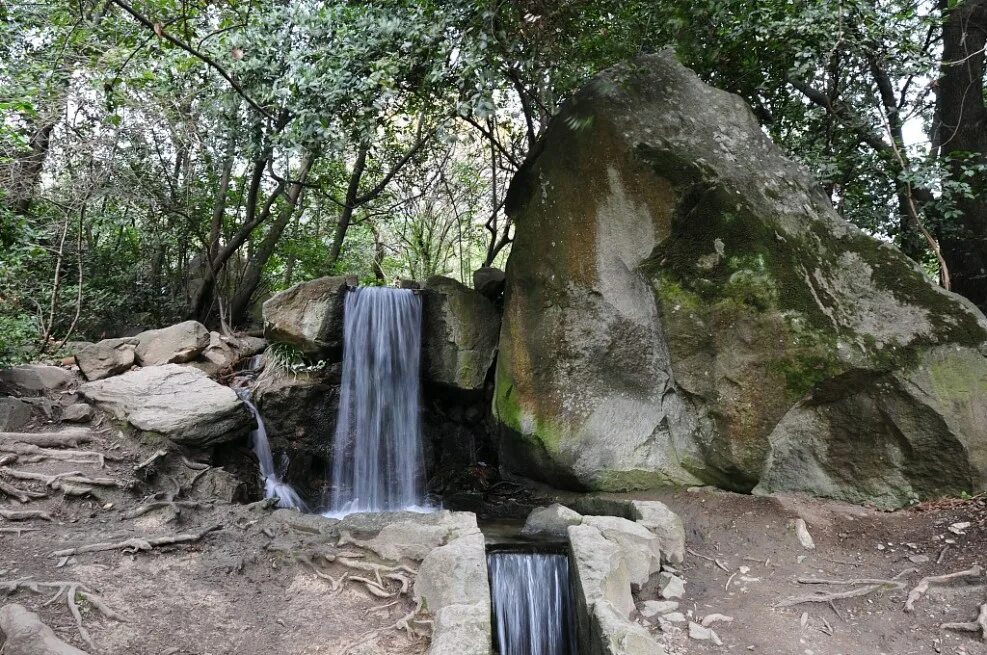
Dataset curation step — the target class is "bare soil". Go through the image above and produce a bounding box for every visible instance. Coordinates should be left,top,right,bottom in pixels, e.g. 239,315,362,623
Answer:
4,414,986,655
0,417,428,655
620,488,987,655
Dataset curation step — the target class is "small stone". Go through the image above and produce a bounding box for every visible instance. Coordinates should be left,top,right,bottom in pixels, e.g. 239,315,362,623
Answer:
908,554,930,564
663,612,687,623
61,403,93,423
658,572,686,599
640,600,679,620
689,622,723,645
947,522,971,535
701,613,734,627
876,544,886,550
793,518,815,549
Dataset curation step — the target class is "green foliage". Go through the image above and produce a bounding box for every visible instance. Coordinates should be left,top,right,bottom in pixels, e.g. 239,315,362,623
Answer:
0,0,981,348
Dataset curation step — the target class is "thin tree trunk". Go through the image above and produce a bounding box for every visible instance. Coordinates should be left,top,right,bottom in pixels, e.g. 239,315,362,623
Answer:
229,154,314,326
327,145,369,269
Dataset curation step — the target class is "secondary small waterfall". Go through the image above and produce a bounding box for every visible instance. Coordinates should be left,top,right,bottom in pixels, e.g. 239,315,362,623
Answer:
328,286,426,514
488,551,578,655
236,389,306,510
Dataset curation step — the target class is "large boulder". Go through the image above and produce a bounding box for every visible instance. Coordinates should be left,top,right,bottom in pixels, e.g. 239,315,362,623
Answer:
0,366,74,396
79,364,251,447
422,276,500,390
493,51,987,508
74,337,137,380
135,320,209,366
262,276,348,360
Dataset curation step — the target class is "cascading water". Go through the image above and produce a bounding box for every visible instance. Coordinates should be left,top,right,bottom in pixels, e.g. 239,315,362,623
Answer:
488,550,579,655
327,286,426,514
236,389,306,510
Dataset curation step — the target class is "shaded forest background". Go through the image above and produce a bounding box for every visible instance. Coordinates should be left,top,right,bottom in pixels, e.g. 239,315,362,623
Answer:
1,0,985,362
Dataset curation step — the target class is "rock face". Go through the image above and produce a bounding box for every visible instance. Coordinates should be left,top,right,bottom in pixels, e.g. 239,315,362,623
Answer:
135,321,209,366
262,276,348,360
75,337,137,380
79,364,250,447
422,276,500,390
493,51,987,507
0,397,32,431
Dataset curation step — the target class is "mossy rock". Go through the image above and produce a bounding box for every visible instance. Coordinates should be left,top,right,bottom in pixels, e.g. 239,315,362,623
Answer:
493,50,987,507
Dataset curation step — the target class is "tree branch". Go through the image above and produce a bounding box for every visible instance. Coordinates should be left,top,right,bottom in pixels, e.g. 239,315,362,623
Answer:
107,0,273,120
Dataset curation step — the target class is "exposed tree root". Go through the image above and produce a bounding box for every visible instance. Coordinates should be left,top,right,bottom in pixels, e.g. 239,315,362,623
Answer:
0,453,17,466
133,449,168,476
124,475,211,521
299,551,416,601
0,508,54,521
0,578,127,649
0,429,93,448
777,568,916,608
0,442,109,467
51,524,221,558
0,476,47,503
297,555,348,592
905,565,983,612
941,602,987,641
1,467,129,490
0,526,40,535
181,456,210,471
338,599,429,655
125,499,210,520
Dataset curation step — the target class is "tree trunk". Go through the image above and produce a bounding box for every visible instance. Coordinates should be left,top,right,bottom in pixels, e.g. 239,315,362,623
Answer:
229,154,314,326
327,145,369,269
937,0,987,310
190,155,284,322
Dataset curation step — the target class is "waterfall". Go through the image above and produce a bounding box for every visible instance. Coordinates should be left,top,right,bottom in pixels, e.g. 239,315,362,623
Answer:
328,286,426,514
236,389,306,510
488,551,578,655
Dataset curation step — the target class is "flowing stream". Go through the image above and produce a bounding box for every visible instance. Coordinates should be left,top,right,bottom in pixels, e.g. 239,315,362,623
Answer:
488,551,579,655
236,389,306,510
327,286,426,514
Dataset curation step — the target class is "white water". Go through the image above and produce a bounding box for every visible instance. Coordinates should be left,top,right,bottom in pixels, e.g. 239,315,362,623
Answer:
236,389,307,510
488,551,578,655
327,286,427,514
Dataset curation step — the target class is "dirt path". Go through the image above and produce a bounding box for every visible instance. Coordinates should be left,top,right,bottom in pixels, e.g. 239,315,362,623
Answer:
0,421,428,655
4,415,986,654
621,488,987,655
